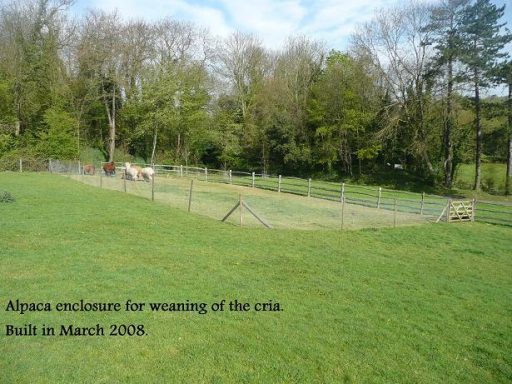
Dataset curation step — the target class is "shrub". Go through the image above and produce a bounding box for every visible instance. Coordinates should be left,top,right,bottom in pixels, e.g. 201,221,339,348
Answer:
0,190,15,203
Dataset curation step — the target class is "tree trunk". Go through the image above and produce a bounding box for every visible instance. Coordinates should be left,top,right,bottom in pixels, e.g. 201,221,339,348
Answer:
423,151,434,175
105,85,116,163
151,125,158,165
176,133,181,163
444,58,454,188
261,140,268,175
473,72,482,191
506,82,512,195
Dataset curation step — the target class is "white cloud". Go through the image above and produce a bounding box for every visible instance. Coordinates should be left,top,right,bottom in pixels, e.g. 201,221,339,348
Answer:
218,0,307,48
84,0,232,38
73,0,511,51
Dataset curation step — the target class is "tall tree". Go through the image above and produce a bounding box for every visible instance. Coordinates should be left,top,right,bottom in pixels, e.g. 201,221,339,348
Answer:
0,0,72,137
270,36,324,172
308,50,379,176
459,0,511,191
495,61,512,194
352,3,437,177
77,10,123,162
427,0,469,187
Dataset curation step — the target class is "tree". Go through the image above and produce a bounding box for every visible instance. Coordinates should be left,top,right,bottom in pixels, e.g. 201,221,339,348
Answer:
267,36,324,173
76,10,123,162
0,0,72,138
308,50,378,176
495,61,512,194
459,0,511,191
352,2,438,178
426,0,469,187
136,61,210,165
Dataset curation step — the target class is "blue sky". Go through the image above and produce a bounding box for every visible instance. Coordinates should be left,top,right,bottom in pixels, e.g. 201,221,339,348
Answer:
70,0,512,51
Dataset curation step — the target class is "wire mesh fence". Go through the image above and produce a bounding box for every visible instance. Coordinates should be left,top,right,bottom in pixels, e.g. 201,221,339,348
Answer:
5,158,511,229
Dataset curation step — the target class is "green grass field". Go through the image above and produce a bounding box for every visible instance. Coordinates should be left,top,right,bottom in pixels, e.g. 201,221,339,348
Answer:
454,163,507,194
1,173,511,383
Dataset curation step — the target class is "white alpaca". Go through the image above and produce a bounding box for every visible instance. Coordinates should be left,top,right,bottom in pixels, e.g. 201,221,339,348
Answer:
124,162,141,181
141,167,155,182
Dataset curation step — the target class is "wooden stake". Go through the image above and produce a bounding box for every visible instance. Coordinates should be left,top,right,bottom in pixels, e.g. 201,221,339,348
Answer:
278,175,282,192
124,171,127,192
239,194,243,227
377,187,382,208
243,201,272,229
48,159,52,173
151,174,155,201
471,198,476,222
205,167,208,182
221,201,240,222
19,158,22,173
340,182,345,202
341,197,345,230
308,178,311,197
393,199,397,228
252,172,255,188
188,179,194,212
229,170,232,184
420,192,425,215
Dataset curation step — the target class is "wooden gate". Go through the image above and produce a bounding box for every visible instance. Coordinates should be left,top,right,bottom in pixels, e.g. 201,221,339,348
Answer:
437,200,475,223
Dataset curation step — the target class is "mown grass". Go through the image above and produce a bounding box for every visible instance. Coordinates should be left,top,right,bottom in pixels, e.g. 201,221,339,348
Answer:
1,173,511,383
454,163,508,195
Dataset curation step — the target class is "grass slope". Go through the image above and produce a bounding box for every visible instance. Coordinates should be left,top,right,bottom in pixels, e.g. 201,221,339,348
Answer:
1,173,511,383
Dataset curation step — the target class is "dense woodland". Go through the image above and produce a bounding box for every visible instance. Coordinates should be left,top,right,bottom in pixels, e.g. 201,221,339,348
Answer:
0,0,511,192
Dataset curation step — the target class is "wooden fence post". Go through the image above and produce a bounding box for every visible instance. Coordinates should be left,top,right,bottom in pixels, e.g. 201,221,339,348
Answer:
377,187,382,208
188,179,194,213
239,194,243,227
123,171,127,193
446,199,452,223
420,192,425,215
151,174,155,202
278,175,282,192
205,167,208,182
19,158,22,173
341,197,345,230
48,159,52,173
229,170,232,184
471,198,476,222
340,182,345,202
308,178,311,197
393,199,397,228
180,165,183,177
78,160,81,175
252,172,255,187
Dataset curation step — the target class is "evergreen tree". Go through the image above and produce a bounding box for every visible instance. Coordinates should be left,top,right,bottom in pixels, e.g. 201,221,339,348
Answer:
427,0,469,188
459,0,511,191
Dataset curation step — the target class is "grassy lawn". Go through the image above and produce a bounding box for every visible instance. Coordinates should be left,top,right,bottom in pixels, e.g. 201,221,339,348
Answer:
1,173,511,383
454,163,508,195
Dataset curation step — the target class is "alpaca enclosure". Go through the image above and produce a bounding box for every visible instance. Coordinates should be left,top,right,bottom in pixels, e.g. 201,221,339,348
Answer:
69,171,434,230
5,158,512,228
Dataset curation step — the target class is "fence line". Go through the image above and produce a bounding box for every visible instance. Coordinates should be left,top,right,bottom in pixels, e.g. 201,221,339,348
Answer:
5,157,512,227
94,161,447,219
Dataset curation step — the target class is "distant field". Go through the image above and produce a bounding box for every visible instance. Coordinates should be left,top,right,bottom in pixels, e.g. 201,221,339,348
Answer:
1,173,511,383
454,163,507,193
